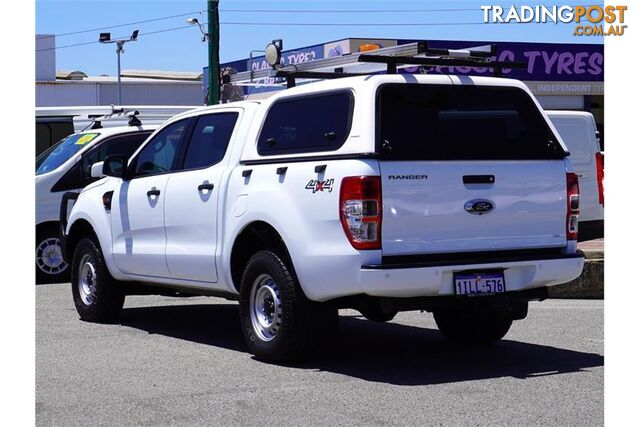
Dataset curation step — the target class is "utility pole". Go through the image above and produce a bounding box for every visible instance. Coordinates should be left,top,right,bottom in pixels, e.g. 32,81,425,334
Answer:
207,0,220,105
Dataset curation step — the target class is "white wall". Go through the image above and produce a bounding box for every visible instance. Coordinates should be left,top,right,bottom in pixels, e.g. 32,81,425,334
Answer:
36,35,56,81
36,81,205,107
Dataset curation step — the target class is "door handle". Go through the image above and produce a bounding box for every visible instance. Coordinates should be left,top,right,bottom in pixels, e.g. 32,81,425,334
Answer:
198,182,215,191
146,188,161,197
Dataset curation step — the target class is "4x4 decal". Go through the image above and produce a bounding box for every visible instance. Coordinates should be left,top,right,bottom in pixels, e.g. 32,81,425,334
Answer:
305,178,334,193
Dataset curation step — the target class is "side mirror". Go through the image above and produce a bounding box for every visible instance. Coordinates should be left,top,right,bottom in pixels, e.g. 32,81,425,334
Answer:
90,162,104,178
102,155,130,179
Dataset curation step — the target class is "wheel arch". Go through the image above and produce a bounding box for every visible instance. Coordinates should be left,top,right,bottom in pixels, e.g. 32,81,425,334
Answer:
36,221,60,237
229,221,295,293
65,218,98,264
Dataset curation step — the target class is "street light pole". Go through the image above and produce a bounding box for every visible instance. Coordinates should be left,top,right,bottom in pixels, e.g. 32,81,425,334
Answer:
99,30,138,106
207,0,220,105
116,41,124,104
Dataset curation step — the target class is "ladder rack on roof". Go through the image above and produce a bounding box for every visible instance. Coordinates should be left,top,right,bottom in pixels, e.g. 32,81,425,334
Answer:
226,41,527,88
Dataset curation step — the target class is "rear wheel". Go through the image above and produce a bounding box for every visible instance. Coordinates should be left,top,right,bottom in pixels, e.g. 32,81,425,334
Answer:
71,237,125,323
36,225,69,284
433,308,512,345
239,250,338,362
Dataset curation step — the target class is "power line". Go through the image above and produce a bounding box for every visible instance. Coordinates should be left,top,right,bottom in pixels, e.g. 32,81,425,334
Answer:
220,21,488,27
220,8,481,13
37,10,205,39
36,7,474,40
219,5,601,13
35,40,97,51
36,24,202,52
36,18,560,52
37,3,604,39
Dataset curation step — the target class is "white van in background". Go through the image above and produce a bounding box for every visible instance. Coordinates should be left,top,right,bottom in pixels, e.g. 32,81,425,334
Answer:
547,110,604,241
36,106,198,157
36,125,158,283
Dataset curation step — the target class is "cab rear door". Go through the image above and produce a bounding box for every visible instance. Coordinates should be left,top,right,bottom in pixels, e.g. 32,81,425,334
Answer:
163,110,241,283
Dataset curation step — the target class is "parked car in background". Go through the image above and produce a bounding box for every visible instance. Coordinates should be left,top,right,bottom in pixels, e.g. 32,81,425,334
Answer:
36,106,197,157
36,125,157,283
547,111,604,241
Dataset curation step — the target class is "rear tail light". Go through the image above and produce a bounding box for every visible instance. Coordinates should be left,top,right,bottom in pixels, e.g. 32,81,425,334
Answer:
566,172,580,240
339,176,382,250
595,152,604,205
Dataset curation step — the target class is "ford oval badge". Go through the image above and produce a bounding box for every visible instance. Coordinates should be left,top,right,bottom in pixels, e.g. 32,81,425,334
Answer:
464,199,495,215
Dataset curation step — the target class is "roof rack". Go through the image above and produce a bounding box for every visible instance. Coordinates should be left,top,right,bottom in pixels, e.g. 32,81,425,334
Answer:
36,105,197,118
82,107,146,131
227,41,527,88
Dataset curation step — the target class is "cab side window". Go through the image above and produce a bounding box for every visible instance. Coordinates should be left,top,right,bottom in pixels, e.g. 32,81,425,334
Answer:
181,112,238,170
133,120,188,177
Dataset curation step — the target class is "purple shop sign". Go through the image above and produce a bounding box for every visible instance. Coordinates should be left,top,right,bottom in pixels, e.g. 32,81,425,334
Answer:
216,44,325,97
398,39,603,82
247,44,325,91
219,44,324,75
249,46,324,74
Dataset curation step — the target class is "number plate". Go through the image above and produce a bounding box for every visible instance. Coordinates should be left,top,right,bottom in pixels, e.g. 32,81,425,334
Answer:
454,271,506,296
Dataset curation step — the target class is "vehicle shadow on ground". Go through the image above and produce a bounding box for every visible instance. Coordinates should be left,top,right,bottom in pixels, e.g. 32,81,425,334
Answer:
118,303,604,386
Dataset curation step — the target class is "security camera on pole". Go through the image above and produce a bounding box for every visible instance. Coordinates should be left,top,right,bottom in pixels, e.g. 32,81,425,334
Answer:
99,30,139,105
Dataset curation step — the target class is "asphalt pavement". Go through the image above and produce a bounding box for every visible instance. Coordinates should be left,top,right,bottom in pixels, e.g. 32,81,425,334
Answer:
36,283,604,426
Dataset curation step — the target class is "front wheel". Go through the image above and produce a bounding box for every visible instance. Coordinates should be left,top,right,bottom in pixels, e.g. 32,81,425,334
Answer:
239,250,337,362
433,308,513,345
71,238,125,323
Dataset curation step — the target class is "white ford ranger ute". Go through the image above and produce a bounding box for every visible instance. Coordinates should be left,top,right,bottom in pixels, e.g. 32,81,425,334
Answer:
61,74,584,361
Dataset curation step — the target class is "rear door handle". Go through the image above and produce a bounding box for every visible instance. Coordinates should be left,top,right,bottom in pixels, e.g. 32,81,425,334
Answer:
146,188,161,197
198,182,215,191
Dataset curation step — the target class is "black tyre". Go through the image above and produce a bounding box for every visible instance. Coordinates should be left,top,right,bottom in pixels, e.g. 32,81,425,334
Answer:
36,225,70,284
433,308,512,345
239,250,338,362
71,237,125,323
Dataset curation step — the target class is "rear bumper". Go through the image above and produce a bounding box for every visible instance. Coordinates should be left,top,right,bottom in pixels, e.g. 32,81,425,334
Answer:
359,253,584,298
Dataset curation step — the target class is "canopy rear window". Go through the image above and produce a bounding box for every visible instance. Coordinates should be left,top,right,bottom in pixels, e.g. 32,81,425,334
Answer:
257,91,353,156
377,84,566,161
